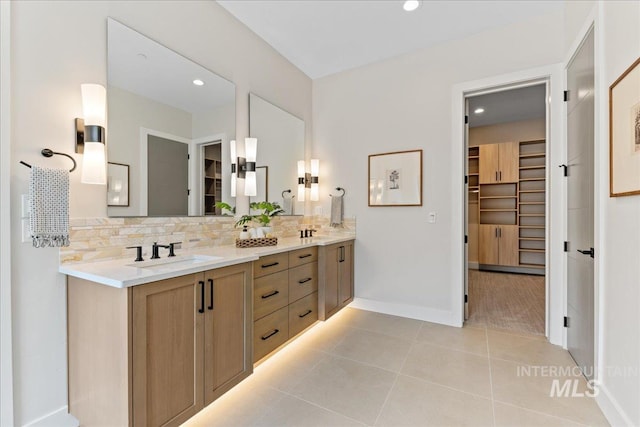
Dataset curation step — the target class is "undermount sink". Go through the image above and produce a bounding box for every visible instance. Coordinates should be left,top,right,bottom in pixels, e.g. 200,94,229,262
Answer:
127,254,223,271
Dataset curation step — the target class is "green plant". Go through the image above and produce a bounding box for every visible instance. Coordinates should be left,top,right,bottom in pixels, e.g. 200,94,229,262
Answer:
250,201,284,226
214,202,235,216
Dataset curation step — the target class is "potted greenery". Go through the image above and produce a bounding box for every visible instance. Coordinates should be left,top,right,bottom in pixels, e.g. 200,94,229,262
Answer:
230,201,284,236
214,202,235,216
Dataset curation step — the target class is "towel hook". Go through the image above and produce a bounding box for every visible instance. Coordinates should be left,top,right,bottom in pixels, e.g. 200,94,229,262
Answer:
282,189,293,199
331,187,345,197
20,148,77,172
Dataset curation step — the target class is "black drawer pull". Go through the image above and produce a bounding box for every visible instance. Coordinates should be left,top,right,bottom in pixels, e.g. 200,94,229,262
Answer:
208,278,214,310
261,290,280,299
261,261,279,268
298,309,313,318
261,329,279,340
298,277,312,284
298,253,312,259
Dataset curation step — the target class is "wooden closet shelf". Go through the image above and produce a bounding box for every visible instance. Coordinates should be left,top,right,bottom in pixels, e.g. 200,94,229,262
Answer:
519,153,545,158
519,237,545,241
519,178,545,182
519,248,545,253
519,263,545,268
519,225,545,229
480,209,517,212
204,157,221,162
519,190,545,194
519,214,545,217
519,202,545,205
469,156,479,159
468,173,479,176
519,166,546,170
479,195,517,199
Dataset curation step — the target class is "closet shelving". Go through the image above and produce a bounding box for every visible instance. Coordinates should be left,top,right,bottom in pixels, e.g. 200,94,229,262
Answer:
204,144,223,215
518,140,546,270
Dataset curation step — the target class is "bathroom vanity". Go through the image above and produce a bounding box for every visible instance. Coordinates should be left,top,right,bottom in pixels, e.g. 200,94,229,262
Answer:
62,235,355,427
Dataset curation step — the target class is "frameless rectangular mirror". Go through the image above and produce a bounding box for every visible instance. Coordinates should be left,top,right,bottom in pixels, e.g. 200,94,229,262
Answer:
107,18,236,217
249,93,304,215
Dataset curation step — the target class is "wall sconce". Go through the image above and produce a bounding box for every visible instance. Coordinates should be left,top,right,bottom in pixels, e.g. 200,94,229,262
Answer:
297,159,320,202
230,140,237,197
75,83,107,185
234,138,258,197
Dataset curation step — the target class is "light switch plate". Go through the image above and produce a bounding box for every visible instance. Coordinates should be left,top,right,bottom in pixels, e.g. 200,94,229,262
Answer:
428,212,437,223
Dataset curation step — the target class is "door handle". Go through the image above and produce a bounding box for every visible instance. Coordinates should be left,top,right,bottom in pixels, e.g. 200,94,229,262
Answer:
577,248,594,258
498,227,502,238
499,171,502,181
207,278,214,310
495,171,498,181
198,281,205,314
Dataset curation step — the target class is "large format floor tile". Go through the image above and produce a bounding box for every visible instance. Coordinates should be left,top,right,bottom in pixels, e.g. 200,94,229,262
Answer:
401,341,492,398
375,375,494,426
416,321,489,356
290,355,397,425
183,308,609,427
330,327,413,372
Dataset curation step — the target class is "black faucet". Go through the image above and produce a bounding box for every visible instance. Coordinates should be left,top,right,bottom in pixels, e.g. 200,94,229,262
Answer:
299,229,316,238
126,246,144,262
168,242,181,257
151,242,171,259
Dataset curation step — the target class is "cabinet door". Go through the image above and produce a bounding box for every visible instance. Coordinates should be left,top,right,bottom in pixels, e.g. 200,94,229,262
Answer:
478,225,498,265
204,263,251,404
479,144,499,184
132,274,204,427
339,242,354,305
323,244,341,317
498,225,519,266
498,142,519,183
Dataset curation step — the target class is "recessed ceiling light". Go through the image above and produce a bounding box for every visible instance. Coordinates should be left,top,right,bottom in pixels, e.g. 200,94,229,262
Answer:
403,1,421,12
474,108,485,114
193,79,205,86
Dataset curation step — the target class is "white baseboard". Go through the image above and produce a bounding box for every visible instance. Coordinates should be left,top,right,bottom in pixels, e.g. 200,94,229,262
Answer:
596,382,634,427
349,298,460,327
23,406,79,427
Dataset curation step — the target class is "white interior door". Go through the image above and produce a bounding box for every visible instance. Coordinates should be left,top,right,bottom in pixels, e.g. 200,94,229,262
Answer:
464,99,470,320
566,27,595,378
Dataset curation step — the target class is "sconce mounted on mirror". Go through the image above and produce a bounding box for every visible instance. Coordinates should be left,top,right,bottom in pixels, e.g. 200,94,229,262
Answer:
232,137,258,197
75,83,107,185
297,159,319,202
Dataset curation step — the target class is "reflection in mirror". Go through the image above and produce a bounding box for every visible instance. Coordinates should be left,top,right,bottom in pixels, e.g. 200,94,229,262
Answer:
249,93,304,215
107,18,236,217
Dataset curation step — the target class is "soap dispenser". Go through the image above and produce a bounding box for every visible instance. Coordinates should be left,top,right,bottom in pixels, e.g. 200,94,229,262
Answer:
239,225,251,240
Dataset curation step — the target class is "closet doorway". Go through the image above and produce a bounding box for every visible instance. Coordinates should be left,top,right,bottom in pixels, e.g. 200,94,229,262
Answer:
465,83,548,335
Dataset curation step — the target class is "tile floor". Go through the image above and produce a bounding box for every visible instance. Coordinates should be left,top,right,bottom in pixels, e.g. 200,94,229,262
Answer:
183,308,609,427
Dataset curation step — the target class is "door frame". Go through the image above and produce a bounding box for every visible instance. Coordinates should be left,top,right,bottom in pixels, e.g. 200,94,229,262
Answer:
451,64,566,346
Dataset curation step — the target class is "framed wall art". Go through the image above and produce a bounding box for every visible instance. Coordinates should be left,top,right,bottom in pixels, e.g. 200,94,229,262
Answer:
610,56,640,197
368,149,422,206
107,162,130,207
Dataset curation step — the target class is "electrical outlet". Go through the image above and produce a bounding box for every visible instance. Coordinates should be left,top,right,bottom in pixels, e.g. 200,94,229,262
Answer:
428,212,437,223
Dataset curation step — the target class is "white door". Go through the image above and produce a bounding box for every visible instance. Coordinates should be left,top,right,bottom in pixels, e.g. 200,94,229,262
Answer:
566,28,595,378
464,99,470,320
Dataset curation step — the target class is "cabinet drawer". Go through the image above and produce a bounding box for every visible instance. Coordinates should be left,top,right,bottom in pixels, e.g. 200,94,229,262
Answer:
289,292,318,338
254,306,289,362
254,270,289,320
288,247,318,268
253,252,289,278
288,262,318,303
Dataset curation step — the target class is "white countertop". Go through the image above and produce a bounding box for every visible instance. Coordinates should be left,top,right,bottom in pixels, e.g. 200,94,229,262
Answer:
59,234,355,288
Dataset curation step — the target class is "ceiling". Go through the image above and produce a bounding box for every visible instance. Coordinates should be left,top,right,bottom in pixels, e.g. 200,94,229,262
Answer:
468,84,547,128
217,0,564,79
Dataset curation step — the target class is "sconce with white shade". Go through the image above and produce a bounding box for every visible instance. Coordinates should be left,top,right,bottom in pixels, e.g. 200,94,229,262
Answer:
233,138,258,197
230,140,237,197
75,83,107,185
297,159,320,202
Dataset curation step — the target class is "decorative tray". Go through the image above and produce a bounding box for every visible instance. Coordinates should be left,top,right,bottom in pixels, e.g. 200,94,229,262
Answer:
235,237,278,248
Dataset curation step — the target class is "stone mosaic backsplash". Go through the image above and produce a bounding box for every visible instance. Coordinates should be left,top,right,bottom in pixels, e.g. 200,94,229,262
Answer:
61,215,355,264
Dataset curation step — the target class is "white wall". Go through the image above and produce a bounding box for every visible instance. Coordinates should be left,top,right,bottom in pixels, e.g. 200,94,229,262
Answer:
589,1,640,425
9,1,311,425
313,12,564,324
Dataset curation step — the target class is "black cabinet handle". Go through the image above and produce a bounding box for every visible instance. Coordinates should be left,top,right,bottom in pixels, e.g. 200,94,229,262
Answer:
261,290,280,299
298,277,312,284
198,281,205,314
298,309,313,318
208,279,214,310
339,246,345,263
261,261,279,269
261,329,279,340
298,253,312,259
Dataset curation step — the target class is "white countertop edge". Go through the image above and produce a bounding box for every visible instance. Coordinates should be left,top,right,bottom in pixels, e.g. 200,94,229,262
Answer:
60,234,355,288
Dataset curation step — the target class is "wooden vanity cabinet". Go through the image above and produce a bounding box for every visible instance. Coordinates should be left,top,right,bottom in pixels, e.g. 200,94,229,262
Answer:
253,247,319,362
319,240,354,320
68,262,252,427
